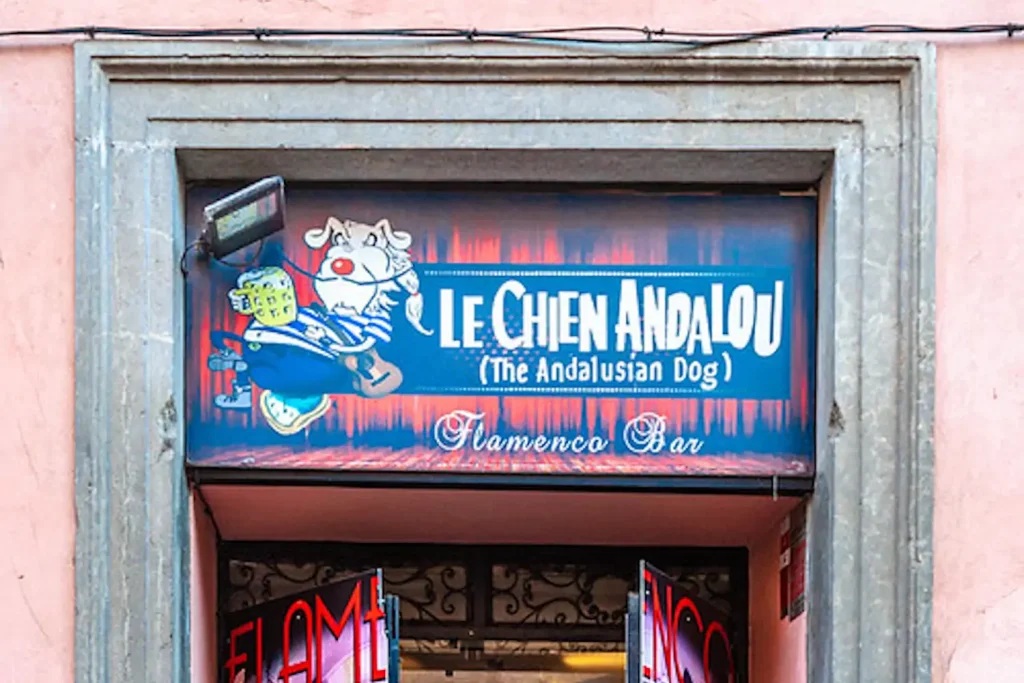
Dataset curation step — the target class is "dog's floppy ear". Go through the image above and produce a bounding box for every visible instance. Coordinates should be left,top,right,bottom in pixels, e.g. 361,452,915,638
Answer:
376,218,412,251
305,216,344,249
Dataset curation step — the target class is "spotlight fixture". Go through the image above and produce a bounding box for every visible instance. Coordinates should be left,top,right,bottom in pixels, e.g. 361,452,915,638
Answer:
201,176,286,259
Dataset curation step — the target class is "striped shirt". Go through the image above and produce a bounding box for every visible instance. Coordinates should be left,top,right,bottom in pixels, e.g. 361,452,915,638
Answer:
243,307,392,359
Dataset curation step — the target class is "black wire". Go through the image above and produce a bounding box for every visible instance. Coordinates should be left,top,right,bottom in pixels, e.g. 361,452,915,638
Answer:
0,23,1021,49
217,239,266,270
179,237,264,278
179,239,206,278
189,479,224,543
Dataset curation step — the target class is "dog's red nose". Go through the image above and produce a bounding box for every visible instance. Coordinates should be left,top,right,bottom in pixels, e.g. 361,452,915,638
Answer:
330,258,355,276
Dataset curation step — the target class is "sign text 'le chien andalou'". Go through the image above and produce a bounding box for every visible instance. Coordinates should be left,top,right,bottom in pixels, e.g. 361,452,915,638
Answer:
185,188,817,479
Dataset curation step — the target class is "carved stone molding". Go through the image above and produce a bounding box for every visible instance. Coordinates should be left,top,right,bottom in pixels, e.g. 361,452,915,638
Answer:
75,39,935,683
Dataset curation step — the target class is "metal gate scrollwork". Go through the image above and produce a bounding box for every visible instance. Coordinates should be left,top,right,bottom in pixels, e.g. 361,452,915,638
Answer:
219,542,748,680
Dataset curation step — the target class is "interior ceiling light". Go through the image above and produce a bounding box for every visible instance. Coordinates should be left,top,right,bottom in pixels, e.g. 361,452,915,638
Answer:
560,653,627,671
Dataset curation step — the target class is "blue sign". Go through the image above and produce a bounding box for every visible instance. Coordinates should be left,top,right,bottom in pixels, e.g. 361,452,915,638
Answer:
185,188,817,480
400,265,792,398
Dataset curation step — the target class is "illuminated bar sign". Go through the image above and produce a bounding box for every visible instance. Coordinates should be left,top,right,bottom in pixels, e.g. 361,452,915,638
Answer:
638,562,735,683
223,570,391,683
185,187,816,481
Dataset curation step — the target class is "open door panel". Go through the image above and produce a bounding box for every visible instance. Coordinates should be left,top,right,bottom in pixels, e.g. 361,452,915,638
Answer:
386,594,401,683
222,568,397,683
633,562,736,683
626,590,642,683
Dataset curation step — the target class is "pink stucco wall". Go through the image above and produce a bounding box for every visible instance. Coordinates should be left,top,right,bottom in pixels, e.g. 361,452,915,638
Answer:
749,520,806,683
192,495,220,683
3,1,1024,681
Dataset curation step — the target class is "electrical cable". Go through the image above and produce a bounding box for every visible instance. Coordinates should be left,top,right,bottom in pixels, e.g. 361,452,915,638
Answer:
218,239,266,271
188,479,223,543
0,23,1021,50
180,236,266,278
179,239,206,277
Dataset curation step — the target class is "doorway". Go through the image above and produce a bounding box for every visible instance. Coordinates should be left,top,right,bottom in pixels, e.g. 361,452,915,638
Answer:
219,543,749,683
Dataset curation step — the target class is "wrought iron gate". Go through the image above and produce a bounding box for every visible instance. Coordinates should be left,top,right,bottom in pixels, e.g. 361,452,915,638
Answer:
219,542,748,680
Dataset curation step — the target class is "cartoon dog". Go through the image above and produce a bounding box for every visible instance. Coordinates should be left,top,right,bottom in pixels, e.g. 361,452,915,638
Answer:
304,217,431,336
208,216,432,436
